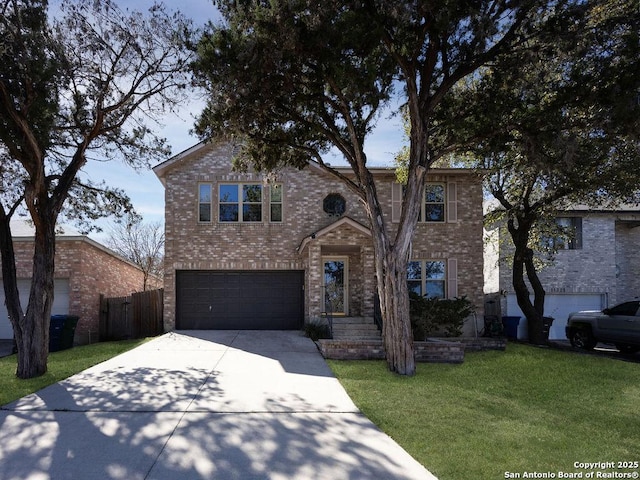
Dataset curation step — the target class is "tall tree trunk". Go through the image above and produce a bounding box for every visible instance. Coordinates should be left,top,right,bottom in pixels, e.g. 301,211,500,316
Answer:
14,219,56,378
377,250,415,375
0,213,23,356
524,247,546,344
509,217,547,345
360,166,422,376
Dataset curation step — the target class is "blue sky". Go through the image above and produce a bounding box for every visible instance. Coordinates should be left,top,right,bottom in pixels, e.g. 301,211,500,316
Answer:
66,0,406,238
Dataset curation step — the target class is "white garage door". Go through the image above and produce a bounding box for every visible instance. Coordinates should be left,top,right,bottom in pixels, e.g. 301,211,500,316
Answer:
0,279,70,339
506,293,606,340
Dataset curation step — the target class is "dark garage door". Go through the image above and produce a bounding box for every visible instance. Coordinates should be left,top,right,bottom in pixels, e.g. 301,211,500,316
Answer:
176,270,304,330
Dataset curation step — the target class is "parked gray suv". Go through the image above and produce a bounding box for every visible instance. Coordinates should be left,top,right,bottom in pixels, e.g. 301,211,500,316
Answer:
566,300,640,354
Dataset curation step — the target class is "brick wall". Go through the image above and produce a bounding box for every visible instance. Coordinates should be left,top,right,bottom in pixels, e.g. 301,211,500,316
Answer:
316,339,465,363
159,140,485,333
2,237,148,344
69,240,148,343
615,221,640,302
494,212,640,308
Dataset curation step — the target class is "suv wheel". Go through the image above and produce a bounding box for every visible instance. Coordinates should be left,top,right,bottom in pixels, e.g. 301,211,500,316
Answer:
569,328,597,350
615,344,640,355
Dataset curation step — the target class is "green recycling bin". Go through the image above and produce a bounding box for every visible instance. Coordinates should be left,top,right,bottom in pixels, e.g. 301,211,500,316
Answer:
49,315,79,352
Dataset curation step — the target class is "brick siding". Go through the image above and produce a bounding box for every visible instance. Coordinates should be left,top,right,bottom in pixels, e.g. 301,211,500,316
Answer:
158,140,486,333
2,237,150,344
493,212,640,308
316,339,465,363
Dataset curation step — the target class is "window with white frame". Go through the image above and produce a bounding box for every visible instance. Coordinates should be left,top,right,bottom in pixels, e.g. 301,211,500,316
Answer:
407,260,446,299
198,184,212,222
219,183,262,222
270,184,283,222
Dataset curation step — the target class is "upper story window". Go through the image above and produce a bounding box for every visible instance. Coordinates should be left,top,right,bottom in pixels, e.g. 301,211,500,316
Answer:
198,184,212,222
555,217,582,250
392,181,457,223
219,183,262,222
421,183,445,222
407,260,446,299
323,193,346,217
542,217,582,250
270,184,283,222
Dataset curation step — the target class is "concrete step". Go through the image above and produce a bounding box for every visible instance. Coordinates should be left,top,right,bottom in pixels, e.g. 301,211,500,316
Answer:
332,336,383,342
330,317,372,325
329,317,381,341
332,329,380,337
332,323,379,330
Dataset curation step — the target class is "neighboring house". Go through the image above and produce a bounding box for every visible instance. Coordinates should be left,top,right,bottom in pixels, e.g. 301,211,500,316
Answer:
153,140,485,336
484,205,640,340
0,221,156,344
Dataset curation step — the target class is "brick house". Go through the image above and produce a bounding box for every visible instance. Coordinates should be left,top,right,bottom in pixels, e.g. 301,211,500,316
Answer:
0,222,156,344
484,205,640,340
153,139,485,336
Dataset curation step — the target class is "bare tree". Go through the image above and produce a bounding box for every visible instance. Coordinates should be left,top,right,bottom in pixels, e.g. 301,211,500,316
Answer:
107,215,164,291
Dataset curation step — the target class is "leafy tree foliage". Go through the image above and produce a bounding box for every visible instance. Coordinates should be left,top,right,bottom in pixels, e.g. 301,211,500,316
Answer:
193,0,544,374
440,0,640,343
0,0,192,378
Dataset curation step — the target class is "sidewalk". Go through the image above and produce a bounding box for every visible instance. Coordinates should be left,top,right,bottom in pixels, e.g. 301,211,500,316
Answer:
0,330,437,480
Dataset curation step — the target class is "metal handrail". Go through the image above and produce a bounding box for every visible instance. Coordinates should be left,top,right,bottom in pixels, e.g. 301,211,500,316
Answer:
373,294,383,332
323,290,334,339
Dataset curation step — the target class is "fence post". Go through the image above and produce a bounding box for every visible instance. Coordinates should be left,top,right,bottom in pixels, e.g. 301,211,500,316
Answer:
99,294,108,341
100,289,164,341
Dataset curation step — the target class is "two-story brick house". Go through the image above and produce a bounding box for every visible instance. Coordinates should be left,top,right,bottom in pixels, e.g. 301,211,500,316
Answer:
484,205,640,340
153,139,485,335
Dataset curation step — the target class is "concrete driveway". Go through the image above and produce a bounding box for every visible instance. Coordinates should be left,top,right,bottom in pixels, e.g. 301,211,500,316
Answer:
0,331,437,479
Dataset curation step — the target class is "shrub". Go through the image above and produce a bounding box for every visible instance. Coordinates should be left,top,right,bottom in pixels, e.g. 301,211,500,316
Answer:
410,293,475,340
304,317,331,341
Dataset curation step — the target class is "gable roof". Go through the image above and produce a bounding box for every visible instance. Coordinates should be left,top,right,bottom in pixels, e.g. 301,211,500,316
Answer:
10,219,83,237
152,141,211,186
153,140,479,186
9,219,144,272
297,216,371,254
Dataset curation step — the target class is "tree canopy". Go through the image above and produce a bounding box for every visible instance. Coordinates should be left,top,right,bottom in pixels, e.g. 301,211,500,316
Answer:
438,0,640,341
0,0,192,378
193,0,547,374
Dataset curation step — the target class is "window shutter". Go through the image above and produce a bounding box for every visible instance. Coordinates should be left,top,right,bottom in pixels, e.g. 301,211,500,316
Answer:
447,258,458,299
391,182,402,223
447,182,457,222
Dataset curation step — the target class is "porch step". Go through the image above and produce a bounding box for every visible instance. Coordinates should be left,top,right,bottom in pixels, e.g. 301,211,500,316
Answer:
331,317,381,341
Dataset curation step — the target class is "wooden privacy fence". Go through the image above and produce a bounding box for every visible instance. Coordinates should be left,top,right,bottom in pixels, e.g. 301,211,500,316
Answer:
99,289,164,341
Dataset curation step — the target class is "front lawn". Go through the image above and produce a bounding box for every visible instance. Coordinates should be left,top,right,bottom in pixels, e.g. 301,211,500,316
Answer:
0,339,146,406
328,344,640,480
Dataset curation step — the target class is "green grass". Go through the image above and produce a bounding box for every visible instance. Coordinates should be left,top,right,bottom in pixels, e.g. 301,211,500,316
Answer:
0,339,146,406
328,344,640,480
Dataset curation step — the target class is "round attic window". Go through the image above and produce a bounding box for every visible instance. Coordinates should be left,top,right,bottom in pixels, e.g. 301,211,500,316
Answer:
323,193,346,217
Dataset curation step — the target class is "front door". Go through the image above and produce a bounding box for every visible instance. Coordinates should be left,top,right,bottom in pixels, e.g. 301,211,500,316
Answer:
323,257,348,316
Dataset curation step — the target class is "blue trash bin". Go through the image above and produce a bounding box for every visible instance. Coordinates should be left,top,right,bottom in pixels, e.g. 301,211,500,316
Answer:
501,316,521,339
49,315,66,352
49,315,79,352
